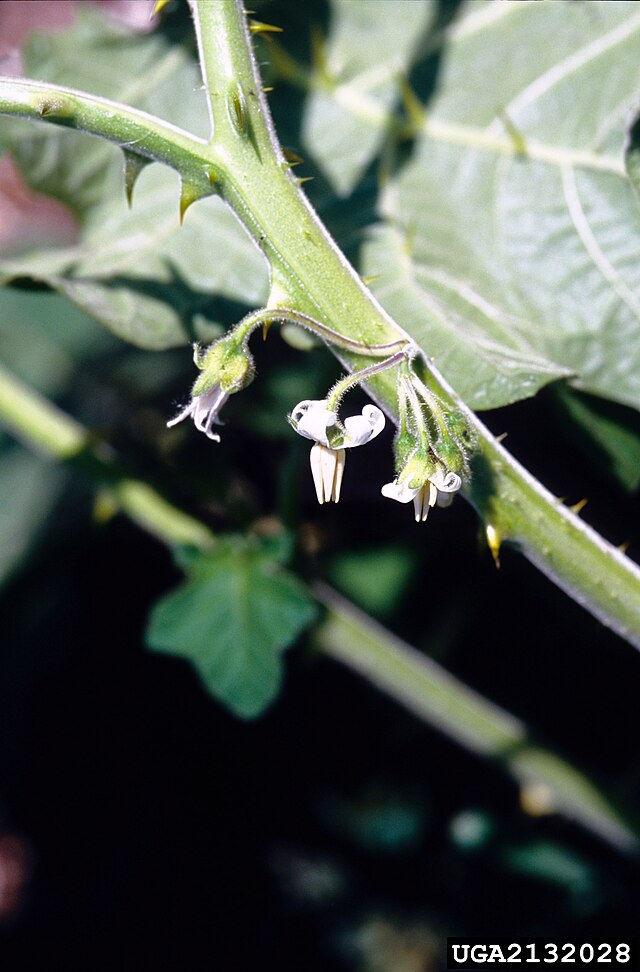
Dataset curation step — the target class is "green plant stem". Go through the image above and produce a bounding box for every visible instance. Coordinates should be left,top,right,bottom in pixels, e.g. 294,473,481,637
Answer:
0,4,639,648
0,364,214,551
0,77,220,194
232,307,407,356
313,583,638,851
0,365,634,850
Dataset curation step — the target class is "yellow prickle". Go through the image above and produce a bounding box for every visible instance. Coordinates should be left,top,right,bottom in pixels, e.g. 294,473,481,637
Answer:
151,0,171,17
361,274,380,287
179,181,201,224
485,523,502,568
569,497,588,515
283,147,304,167
500,111,528,156
249,19,283,35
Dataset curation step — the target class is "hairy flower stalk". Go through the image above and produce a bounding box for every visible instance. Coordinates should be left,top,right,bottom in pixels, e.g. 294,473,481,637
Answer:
168,309,408,443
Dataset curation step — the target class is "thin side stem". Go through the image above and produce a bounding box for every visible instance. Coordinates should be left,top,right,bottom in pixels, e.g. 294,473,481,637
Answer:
0,77,219,192
326,351,408,411
233,307,407,356
313,583,638,852
0,364,215,551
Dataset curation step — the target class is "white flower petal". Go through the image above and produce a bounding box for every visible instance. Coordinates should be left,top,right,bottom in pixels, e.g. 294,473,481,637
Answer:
381,480,419,504
436,490,455,508
166,402,194,428
431,467,462,493
167,384,227,442
343,404,385,447
291,400,337,445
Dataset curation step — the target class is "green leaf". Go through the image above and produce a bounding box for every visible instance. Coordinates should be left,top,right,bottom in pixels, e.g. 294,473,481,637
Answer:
356,0,640,410
0,10,268,348
145,540,318,718
361,224,571,410
302,0,433,196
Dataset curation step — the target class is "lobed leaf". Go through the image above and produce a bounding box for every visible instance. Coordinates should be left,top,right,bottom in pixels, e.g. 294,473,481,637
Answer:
146,541,318,718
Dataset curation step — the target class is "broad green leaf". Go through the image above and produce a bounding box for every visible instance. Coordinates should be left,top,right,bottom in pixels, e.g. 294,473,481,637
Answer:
369,0,640,411
146,541,318,718
361,224,571,410
302,0,433,196
0,10,268,348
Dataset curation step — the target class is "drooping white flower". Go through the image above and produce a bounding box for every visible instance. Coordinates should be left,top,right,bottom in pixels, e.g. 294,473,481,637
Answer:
289,399,385,504
381,462,461,522
167,384,229,442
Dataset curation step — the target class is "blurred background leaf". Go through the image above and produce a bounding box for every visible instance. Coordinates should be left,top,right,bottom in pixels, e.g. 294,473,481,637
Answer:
301,0,433,196
366,0,640,410
146,539,318,717
0,9,268,348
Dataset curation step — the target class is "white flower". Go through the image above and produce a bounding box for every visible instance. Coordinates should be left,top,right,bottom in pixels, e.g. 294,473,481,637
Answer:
289,400,385,504
381,465,461,522
289,400,385,448
167,383,228,441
